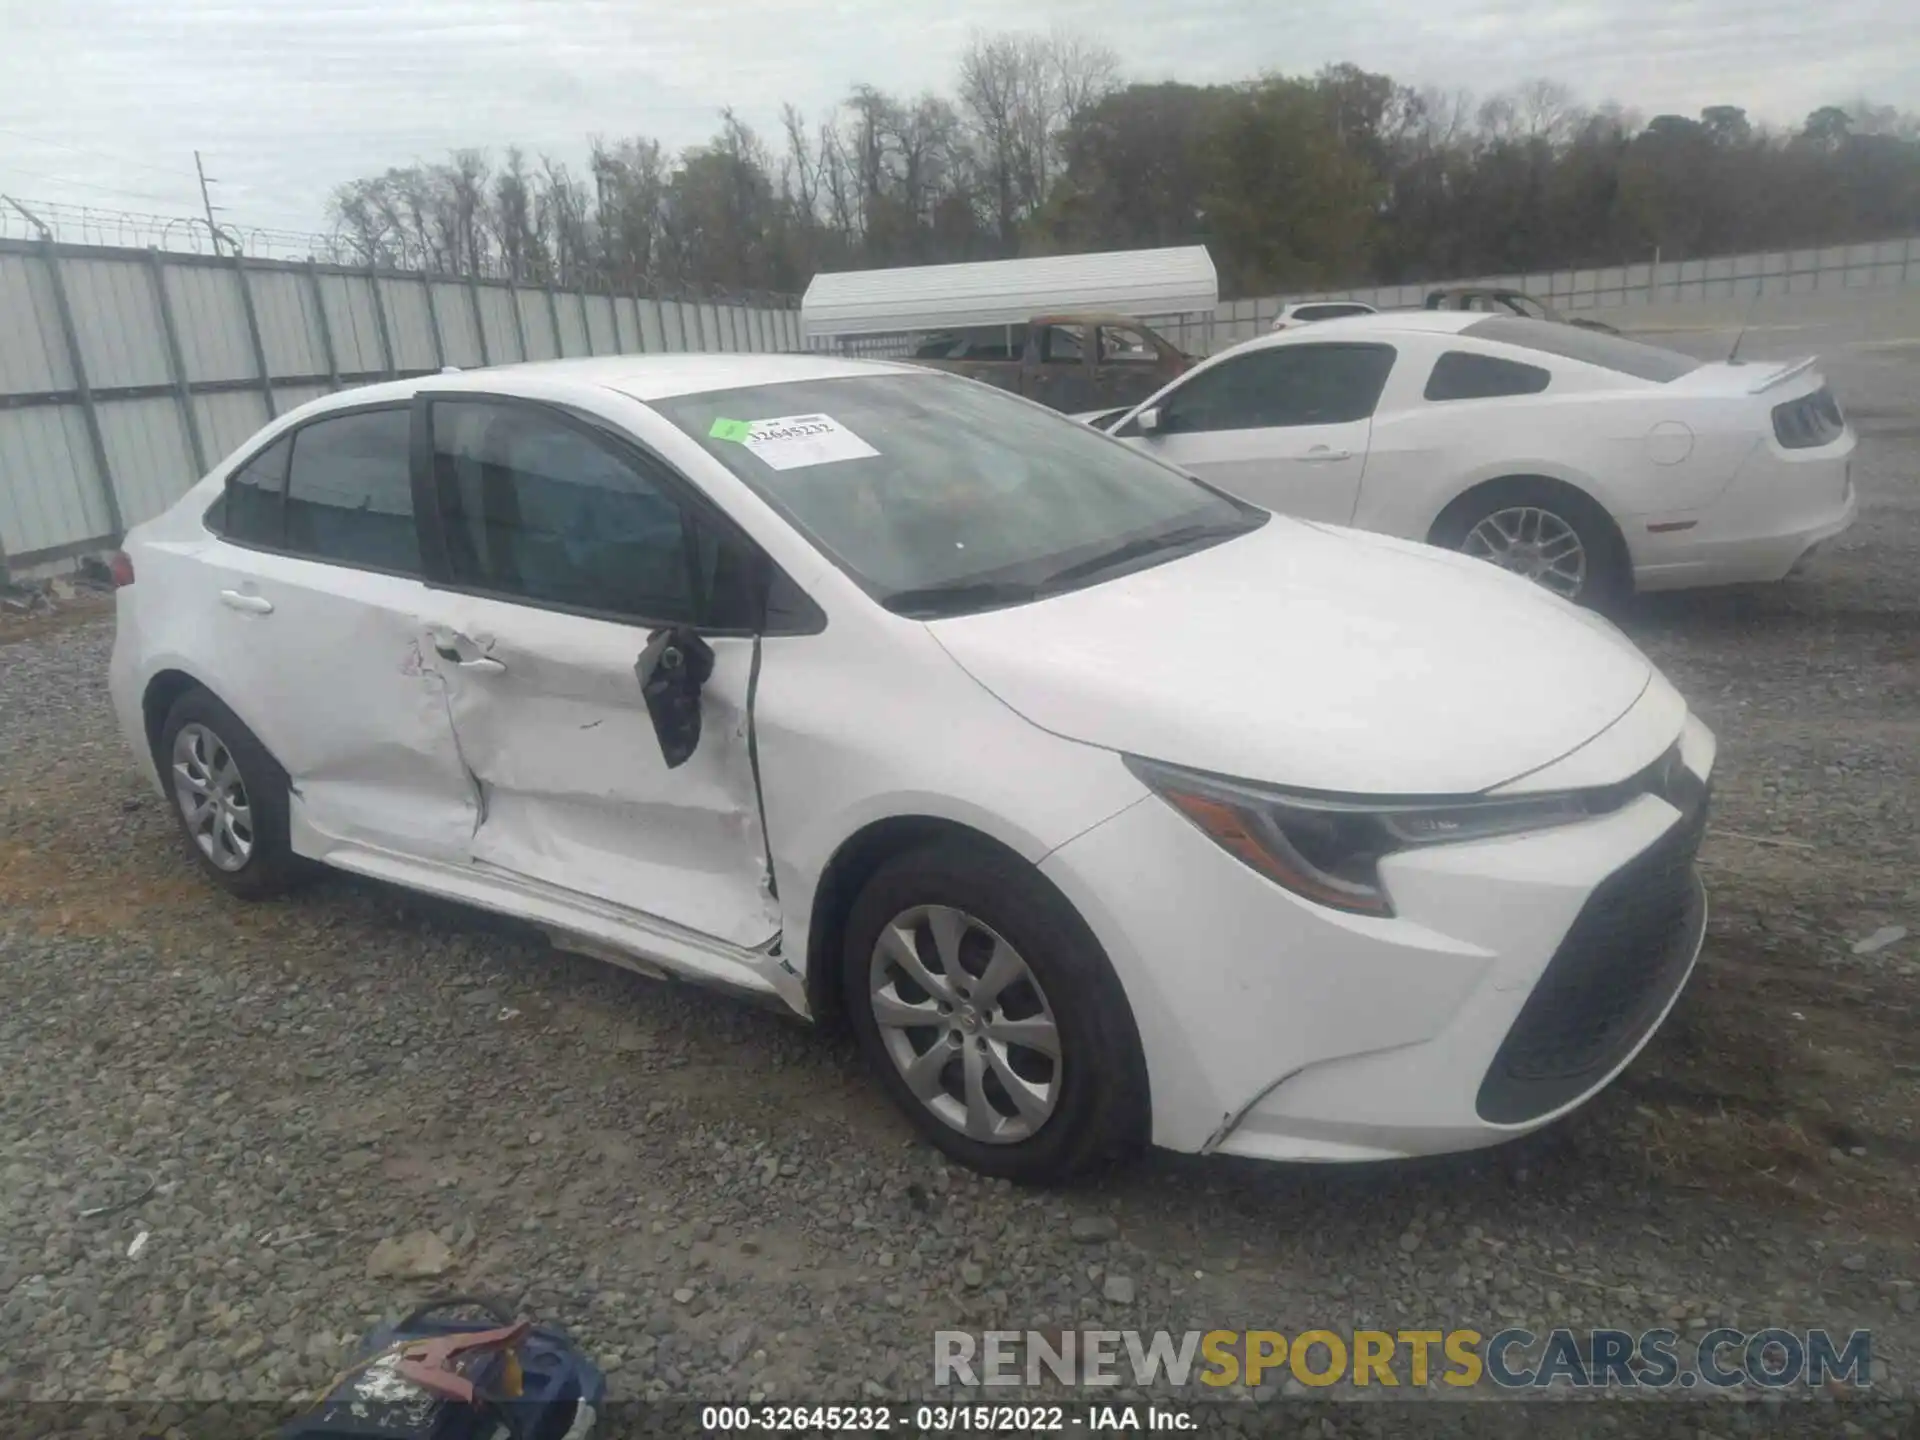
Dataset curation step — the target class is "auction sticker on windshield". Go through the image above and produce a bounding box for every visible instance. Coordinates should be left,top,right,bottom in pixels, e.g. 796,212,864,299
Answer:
709,413,879,470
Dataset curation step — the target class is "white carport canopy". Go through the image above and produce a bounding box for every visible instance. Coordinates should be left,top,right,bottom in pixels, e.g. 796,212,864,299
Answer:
800,246,1218,341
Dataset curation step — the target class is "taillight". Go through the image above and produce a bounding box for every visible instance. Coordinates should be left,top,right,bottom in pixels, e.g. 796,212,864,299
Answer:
109,550,136,587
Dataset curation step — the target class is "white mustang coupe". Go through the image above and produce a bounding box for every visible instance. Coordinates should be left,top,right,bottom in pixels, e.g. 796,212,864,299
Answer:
1096,312,1855,605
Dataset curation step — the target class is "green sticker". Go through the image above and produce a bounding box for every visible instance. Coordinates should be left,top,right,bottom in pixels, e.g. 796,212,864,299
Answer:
708,417,753,443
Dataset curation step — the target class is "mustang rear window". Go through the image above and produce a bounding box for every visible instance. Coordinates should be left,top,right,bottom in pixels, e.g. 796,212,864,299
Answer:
1462,318,1702,383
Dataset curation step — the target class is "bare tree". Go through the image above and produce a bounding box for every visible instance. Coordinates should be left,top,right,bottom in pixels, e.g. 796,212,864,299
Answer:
1516,78,1580,145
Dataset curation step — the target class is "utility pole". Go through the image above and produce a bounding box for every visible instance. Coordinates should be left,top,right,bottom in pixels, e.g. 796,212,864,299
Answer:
195,150,225,256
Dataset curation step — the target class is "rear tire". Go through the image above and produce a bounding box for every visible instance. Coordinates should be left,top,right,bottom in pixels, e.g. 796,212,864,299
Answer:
1432,478,1627,610
158,688,305,900
842,841,1148,1183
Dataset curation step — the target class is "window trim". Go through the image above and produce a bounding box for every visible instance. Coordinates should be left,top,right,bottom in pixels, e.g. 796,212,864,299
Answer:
204,399,424,583
413,390,825,638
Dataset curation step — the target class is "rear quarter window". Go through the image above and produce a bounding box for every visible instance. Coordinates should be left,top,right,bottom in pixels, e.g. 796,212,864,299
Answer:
1462,317,1700,383
213,436,291,546
1424,351,1553,402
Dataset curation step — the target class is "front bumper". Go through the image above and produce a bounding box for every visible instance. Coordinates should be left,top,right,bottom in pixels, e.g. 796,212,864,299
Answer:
1040,715,1715,1160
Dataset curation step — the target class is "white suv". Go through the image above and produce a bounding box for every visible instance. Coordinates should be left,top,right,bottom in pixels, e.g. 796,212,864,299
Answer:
1270,300,1378,331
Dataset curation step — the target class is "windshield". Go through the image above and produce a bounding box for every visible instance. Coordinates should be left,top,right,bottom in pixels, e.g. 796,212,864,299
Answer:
653,372,1264,617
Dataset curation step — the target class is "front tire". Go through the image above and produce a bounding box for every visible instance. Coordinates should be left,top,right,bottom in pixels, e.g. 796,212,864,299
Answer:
1432,479,1626,609
158,688,303,899
842,842,1148,1183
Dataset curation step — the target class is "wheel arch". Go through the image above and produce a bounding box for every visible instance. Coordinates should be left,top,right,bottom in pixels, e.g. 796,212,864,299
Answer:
142,668,208,767
140,669,281,776
800,812,1140,1061
804,814,1034,1027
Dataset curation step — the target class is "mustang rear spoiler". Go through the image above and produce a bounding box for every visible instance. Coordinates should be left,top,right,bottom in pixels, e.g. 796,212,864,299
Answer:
1745,356,1819,394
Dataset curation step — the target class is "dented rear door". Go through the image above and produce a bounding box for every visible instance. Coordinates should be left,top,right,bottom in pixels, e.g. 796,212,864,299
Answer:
197,405,479,864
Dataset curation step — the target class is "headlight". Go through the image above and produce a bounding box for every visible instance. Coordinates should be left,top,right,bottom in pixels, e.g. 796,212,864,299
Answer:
1124,756,1595,917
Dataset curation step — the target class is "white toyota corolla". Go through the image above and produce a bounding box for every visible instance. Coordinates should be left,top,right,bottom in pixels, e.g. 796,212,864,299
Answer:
109,354,1714,1181
1096,312,1856,605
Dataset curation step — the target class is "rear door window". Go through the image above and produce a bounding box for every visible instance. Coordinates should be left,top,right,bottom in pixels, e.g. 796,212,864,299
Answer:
282,408,421,574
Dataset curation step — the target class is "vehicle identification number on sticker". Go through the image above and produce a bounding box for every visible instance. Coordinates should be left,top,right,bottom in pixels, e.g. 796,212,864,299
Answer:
710,413,880,470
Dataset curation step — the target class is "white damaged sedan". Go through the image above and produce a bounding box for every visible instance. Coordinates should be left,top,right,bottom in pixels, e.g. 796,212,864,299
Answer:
1102,312,1856,605
111,354,1713,1181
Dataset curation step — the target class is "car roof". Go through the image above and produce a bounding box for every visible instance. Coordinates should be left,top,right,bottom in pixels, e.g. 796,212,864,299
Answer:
1235,310,1482,352
291,353,927,416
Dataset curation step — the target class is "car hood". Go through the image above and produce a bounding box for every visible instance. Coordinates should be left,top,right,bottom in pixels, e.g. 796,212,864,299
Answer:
925,518,1654,796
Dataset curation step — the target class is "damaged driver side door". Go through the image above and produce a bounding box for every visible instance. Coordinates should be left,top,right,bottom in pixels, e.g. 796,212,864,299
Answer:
412,395,782,953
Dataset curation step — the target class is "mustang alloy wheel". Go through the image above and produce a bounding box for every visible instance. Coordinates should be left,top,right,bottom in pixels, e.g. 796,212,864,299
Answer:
1461,505,1589,599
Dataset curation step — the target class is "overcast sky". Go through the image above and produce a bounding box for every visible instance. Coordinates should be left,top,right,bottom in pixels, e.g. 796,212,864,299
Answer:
2,0,1914,239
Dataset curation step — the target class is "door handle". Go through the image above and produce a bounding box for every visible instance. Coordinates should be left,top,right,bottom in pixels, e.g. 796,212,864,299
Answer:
218,590,273,614
456,656,507,675
1299,447,1353,463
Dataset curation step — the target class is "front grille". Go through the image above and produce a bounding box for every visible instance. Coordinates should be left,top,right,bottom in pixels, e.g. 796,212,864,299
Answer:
1772,386,1846,449
1476,793,1708,1125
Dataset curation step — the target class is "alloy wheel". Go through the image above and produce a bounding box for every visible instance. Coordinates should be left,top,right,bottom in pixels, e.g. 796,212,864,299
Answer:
868,904,1062,1143
1461,505,1588,599
171,722,254,872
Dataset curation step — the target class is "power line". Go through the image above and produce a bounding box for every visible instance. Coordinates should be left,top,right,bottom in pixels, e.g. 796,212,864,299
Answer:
0,165,199,207
0,126,201,182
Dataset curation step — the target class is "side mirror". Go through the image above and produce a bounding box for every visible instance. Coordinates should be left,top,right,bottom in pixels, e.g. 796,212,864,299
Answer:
634,626,715,768
1136,406,1164,435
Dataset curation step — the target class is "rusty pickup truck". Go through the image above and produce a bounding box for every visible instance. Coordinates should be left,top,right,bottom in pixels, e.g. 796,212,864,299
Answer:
905,313,1190,413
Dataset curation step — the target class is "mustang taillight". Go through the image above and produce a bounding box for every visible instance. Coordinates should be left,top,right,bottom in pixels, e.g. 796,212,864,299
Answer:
1771,387,1846,449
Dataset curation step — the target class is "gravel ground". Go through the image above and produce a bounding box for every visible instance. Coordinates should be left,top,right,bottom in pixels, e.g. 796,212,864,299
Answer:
2,325,1916,1436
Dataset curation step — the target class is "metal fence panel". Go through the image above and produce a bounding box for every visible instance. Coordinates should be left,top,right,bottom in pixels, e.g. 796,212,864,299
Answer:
318,273,385,374
0,405,109,556
193,390,272,470
657,300,685,352
250,267,327,377
430,281,483,367
62,256,170,389
585,294,618,354
274,383,332,415
475,285,520,362
378,278,437,371
163,263,256,383
553,291,588,356
517,289,558,360
639,299,666,352
97,397,198,527
0,252,71,393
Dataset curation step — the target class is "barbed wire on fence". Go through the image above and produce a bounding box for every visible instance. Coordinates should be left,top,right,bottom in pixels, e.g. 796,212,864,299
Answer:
0,196,351,260
0,196,799,307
